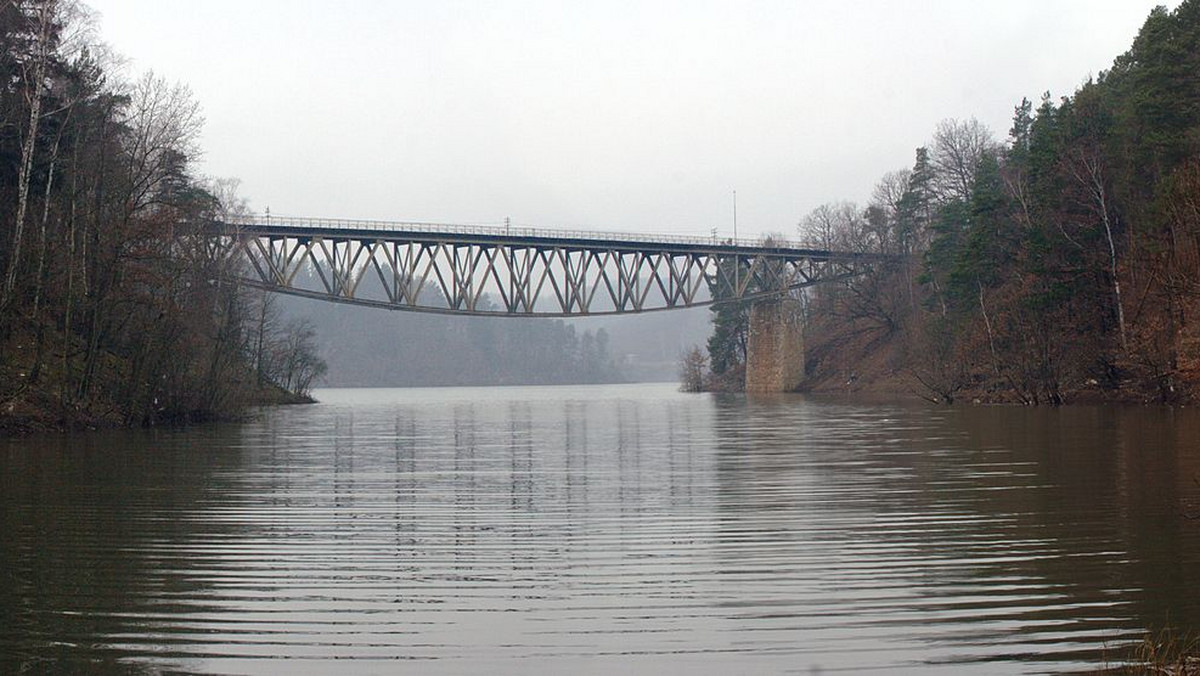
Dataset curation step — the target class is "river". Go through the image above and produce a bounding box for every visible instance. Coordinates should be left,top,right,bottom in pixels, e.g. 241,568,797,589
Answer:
2,383,1198,674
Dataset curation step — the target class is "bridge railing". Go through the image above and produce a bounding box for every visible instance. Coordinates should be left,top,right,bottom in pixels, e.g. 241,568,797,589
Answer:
225,214,811,251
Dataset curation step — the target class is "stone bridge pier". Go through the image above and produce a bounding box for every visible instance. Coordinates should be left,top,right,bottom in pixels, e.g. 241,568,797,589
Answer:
745,298,805,393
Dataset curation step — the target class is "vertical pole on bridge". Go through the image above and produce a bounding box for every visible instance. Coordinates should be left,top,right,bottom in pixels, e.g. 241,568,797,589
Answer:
732,190,738,292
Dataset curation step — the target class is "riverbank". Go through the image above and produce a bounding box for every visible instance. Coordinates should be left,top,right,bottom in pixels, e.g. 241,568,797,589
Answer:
0,378,314,437
798,320,1200,406
0,328,314,437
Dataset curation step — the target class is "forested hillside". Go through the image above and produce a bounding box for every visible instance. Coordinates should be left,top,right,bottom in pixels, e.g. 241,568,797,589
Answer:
0,1,322,432
776,1,1200,404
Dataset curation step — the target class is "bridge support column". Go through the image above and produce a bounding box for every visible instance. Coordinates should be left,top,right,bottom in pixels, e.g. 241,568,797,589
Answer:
745,298,804,393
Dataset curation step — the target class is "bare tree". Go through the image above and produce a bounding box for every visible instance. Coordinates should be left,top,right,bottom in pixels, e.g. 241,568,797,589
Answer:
2,0,56,313
249,288,280,384
121,71,204,215
930,118,997,203
678,345,708,392
905,319,971,404
75,72,204,399
1067,147,1129,352
799,202,861,251
275,318,326,396
1,0,95,315
871,169,911,217
204,176,251,220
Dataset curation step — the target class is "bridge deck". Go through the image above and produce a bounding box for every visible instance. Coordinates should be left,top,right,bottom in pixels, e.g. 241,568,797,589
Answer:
219,215,871,261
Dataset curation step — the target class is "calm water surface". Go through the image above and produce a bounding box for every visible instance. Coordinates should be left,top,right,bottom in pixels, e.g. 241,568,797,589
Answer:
2,383,1199,674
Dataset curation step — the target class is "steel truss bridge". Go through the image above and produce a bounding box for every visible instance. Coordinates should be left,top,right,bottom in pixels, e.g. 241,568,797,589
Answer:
212,215,881,317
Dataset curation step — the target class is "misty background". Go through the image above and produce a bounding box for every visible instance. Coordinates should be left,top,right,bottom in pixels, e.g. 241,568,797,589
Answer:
88,1,1168,235
277,292,710,386
84,0,1179,386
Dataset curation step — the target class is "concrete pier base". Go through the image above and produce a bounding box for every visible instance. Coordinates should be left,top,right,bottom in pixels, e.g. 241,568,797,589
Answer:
745,298,805,393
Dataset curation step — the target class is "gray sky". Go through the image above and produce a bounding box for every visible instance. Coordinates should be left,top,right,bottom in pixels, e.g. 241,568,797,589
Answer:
87,0,1174,238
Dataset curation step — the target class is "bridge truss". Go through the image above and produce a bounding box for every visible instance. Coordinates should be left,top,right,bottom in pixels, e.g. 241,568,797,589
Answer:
213,216,880,317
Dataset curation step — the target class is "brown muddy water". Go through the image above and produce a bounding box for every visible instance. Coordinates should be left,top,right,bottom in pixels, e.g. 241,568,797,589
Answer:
2,383,1198,674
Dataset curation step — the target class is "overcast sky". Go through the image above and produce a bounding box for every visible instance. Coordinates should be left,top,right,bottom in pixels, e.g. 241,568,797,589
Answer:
86,1,1175,238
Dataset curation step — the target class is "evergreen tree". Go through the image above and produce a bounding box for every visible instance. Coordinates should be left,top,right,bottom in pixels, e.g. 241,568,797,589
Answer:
706,255,753,377
895,147,936,253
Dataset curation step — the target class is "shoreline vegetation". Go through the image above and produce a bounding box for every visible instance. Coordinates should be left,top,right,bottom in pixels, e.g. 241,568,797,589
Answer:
0,1,325,437
1109,630,1200,675
686,1,1200,407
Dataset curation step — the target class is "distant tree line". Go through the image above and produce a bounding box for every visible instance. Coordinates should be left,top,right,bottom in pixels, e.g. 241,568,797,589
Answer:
0,1,323,430
275,286,623,388
789,1,1200,403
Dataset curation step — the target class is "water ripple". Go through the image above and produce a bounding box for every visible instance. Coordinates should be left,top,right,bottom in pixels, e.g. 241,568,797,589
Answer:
3,384,1199,674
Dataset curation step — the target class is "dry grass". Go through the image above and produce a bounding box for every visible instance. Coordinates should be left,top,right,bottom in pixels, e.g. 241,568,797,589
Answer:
1112,630,1200,675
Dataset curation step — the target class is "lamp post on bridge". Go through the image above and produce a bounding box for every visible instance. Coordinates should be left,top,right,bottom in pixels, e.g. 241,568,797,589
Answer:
732,190,737,244
733,190,739,292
